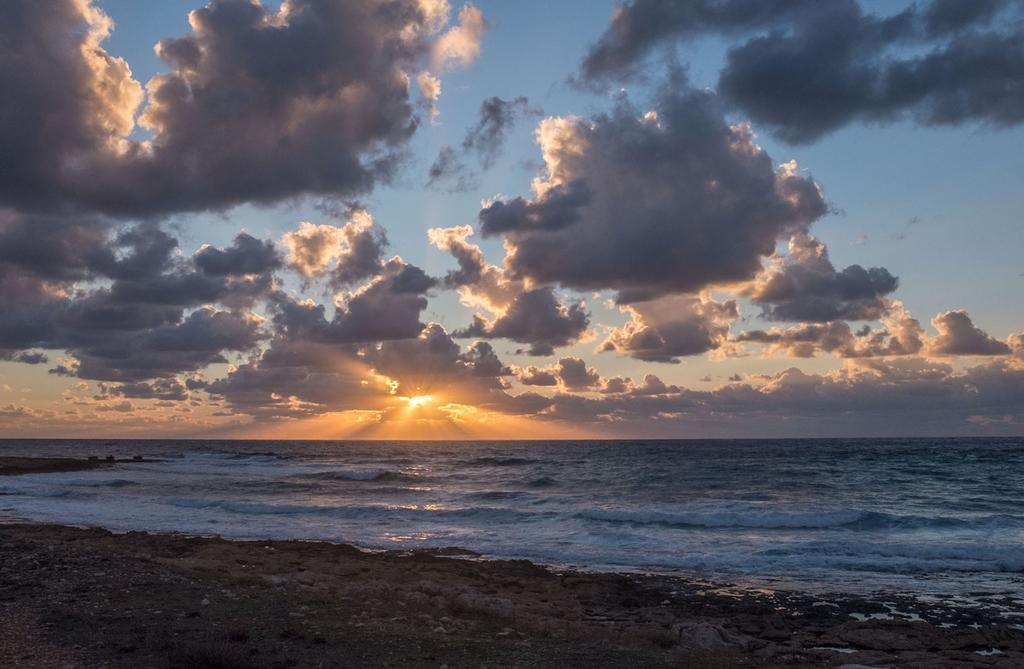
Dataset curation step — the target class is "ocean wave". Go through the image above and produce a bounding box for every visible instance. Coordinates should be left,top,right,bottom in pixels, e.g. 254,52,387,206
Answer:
578,508,867,529
67,479,139,488
577,508,1024,531
230,479,320,493
304,468,418,482
747,541,1024,574
462,457,539,466
13,488,91,499
162,497,545,523
465,490,531,501
193,450,293,462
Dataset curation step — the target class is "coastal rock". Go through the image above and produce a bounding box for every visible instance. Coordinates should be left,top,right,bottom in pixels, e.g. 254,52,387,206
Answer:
452,592,515,621
671,621,751,650
834,620,970,653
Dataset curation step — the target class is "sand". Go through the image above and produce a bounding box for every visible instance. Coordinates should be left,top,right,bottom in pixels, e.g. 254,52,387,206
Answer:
0,459,1021,668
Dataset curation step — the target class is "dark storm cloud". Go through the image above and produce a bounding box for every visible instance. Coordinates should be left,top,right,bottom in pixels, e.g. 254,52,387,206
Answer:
479,82,826,301
427,96,539,190
1,0,478,217
580,0,1024,143
454,287,589,356
928,310,1012,356
744,234,898,322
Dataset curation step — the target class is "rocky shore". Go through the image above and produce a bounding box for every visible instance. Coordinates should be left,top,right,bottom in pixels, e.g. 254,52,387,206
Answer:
0,522,1021,668
0,457,112,476
0,456,162,476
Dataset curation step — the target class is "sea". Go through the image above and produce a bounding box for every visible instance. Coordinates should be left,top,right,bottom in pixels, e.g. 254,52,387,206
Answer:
1,438,1022,601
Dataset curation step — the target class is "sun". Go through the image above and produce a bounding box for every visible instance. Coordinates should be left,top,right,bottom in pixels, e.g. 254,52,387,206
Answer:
404,394,433,408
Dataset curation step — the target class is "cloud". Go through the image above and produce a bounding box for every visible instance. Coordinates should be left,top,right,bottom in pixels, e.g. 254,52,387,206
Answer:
430,225,590,355
0,219,277,381
194,233,282,277
366,324,510,400
0,0,143,212
601,293,738,363
454,288,589,356
743,233,898,322
734,301,925,358
518,366,558,387
580,0,1024,143
2,0,487,216
66,307,266,382
506,357,1024,436
928,310,1012,356
478,80,826,301
1010,332,1024,360
579,0,813,82
417,70,443,123
430,4,488,71
426,145,475,192
517,357,601,389
271,258,437,345
0,351,48,365
427,96,539,190
206,338,383,418
281,209,387,287
208,323,511,418
462,97,540,168
104,378,190,401
553,357,601,389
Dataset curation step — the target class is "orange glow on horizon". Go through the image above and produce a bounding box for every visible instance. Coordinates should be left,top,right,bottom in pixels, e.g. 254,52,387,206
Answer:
230,405,595,441
403,394,434,408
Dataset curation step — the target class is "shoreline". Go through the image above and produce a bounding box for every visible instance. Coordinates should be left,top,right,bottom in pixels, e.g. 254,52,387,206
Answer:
1,522,1021,668
0,456,113,476
2,456,1022,666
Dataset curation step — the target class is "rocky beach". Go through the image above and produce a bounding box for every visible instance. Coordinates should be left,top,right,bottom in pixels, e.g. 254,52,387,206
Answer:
2,454,1023,667
1,523,1022,667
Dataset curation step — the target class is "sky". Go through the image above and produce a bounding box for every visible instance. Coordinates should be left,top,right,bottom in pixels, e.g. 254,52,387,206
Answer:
0,0,1022,439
